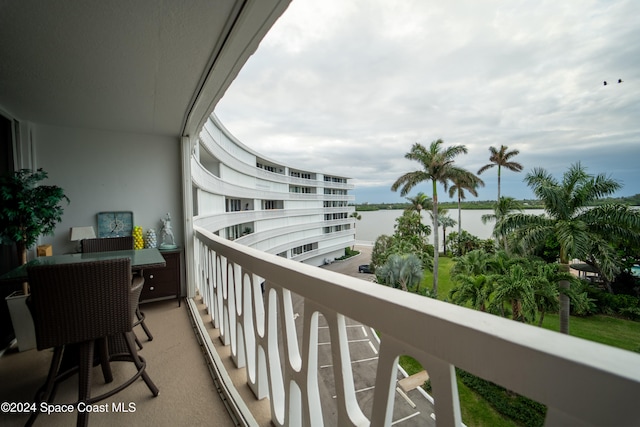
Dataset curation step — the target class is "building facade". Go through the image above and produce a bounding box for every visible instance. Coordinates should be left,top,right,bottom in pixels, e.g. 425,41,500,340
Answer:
192,114,355,266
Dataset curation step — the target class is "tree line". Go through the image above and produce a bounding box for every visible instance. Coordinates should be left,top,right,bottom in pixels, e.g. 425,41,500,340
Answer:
355,193,640,211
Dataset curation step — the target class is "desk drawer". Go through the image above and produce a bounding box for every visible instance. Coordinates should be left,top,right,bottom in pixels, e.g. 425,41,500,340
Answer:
140,250,181,302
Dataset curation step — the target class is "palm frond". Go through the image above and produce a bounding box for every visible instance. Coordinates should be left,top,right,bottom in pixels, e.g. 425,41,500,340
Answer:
390,171,429,196
477,163,495,175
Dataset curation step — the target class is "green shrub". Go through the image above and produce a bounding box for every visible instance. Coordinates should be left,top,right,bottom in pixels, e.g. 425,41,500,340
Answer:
587,287,640,319
619,306,640,321
336,247,359,260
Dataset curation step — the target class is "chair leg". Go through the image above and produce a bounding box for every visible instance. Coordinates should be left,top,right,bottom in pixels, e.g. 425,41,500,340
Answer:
123,331,159,397
77,341,95,427
26,346,65,427
134,332,144,350
135,307,153,341
96,337,113,383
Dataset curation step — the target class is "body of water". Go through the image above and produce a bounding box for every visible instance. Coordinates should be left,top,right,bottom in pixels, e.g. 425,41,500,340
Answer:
355,209,545,246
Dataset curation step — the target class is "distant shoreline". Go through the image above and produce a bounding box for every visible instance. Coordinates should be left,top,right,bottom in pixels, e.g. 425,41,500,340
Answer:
354,194,640,212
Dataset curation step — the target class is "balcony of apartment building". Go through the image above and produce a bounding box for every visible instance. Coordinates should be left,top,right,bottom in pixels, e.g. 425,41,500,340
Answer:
4,228,640,426
322,176,356,192
2,2,640,427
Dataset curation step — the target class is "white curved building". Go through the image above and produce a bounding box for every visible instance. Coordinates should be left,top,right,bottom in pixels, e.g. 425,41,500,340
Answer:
192,114,355,266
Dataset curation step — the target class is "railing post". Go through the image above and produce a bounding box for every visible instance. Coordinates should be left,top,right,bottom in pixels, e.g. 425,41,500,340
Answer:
370,339,400,427
325,310,369,426
421,354,462,426
300,305,323,427
266,283,286,426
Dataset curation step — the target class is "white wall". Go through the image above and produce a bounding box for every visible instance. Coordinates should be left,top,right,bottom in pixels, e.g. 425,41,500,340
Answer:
33,124,183,254
197,189,225,216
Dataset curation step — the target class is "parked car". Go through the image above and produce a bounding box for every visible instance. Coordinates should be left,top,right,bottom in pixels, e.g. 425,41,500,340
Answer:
358,264,372,274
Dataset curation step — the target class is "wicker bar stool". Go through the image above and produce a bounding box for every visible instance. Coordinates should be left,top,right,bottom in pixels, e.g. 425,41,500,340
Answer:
26,258,159,427
81,236,153,347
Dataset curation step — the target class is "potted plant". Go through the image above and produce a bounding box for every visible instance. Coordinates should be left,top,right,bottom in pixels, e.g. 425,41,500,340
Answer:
0,168,69,294
1,169,68,351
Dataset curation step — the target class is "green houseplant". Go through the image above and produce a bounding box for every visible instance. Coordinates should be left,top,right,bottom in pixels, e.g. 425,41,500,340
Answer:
0,168,69,294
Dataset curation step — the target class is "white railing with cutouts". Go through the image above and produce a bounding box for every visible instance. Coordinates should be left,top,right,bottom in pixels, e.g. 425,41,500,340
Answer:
192,225,640,426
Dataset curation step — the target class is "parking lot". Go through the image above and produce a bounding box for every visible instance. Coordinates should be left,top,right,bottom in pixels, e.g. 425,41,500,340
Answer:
322,245,375,279
309,245,436,426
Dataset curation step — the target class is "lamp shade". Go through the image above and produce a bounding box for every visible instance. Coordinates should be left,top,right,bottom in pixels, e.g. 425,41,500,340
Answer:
69,226,96,241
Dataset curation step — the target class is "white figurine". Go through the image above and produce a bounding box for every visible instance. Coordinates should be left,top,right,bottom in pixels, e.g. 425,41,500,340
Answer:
160,212,176,248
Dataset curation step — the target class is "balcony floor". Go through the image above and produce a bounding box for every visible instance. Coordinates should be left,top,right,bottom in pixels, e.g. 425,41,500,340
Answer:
0,299,237,426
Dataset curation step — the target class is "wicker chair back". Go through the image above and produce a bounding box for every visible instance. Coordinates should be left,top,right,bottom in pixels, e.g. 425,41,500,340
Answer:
81,236,134,253
27,258,132,350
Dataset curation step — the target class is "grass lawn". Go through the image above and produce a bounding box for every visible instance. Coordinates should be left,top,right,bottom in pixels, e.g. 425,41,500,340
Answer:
541,313,640,352
419,255,455,298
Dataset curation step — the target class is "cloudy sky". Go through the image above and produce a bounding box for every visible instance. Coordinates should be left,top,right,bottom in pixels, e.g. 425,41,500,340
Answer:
215,0,640,204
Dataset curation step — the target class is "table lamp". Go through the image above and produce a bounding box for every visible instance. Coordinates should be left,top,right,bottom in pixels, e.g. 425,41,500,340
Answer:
70,226,96,252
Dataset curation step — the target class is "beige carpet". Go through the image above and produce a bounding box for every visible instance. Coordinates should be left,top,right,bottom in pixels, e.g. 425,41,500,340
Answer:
0,299,236,427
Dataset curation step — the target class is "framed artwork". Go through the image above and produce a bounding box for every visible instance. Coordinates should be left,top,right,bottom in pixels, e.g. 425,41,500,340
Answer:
97,211,134,238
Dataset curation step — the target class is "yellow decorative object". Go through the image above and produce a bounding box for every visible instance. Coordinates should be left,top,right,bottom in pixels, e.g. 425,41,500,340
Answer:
133,226,144,250
37,245,53,257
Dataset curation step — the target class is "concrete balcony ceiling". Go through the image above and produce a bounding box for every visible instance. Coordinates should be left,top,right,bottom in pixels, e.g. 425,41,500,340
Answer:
0,0,291,137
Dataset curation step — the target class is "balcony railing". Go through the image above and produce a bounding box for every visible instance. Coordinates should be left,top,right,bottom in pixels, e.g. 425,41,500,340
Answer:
191,225,640,426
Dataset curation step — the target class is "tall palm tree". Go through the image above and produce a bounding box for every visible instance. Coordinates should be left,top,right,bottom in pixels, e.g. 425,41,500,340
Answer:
391,140,470,295
438,214,457,255
477,145,523,202
481,196,523,251
497,162,640,333
448,171,484,253
427,208,456,254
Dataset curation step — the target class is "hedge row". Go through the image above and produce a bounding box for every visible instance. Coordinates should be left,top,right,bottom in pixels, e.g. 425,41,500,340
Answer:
456,369,547,427
587,287,640,320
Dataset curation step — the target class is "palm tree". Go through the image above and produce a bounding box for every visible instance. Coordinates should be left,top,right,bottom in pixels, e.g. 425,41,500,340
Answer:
497,162,640,333
449,274,494,312
491,264,536,322
450,249,491,278
427,208,456,254
481,196,523,251
405,192,431,228
391,140,470,296
477,145,523,202
530,262,563,327
438,214,457,255
406,192,431,213
448,171,484,254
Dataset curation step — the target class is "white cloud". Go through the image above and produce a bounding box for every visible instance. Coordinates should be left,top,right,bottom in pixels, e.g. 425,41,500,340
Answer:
215,0,640,203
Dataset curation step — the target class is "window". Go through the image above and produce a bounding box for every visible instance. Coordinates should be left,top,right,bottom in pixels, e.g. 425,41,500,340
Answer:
263,200,283,210
290,186,314,194
226,199,241,212
292,243,315,256
257,162,277,173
